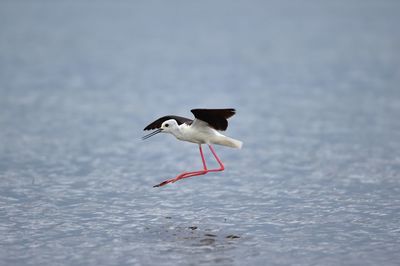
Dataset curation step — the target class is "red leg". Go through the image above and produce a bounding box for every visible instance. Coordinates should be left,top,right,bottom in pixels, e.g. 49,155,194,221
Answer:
153,145,208,187
153,144,225,187
199,144,208,171
207,145,225,172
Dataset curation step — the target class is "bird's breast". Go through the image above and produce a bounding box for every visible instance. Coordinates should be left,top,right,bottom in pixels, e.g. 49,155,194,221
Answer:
176,127,208,144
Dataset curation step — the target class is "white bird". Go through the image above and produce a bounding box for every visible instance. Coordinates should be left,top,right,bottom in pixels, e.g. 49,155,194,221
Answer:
142,108,243,187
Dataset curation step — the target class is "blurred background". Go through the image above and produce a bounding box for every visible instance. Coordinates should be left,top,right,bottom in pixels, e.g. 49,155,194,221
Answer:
1,1,400,265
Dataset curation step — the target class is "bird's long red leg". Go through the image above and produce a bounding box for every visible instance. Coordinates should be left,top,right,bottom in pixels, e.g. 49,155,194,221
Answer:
198,144,208,171
207,144,225,172
169,145,224,179
153,144,225,187
176,145,224,177
153,144,208,187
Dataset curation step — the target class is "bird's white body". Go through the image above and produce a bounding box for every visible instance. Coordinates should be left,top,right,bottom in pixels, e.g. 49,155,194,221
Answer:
160,119,243,149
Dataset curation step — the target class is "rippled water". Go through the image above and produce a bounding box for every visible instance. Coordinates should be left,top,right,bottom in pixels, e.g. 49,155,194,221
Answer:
1,1,400,265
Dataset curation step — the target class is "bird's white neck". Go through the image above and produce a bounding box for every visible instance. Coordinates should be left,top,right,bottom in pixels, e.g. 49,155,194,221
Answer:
168,124,185,140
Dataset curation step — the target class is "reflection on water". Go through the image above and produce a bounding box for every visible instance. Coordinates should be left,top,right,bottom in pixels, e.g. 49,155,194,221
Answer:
1,1,400,265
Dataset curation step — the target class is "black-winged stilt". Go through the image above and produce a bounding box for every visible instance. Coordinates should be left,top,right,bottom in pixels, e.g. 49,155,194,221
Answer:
142,108,243,187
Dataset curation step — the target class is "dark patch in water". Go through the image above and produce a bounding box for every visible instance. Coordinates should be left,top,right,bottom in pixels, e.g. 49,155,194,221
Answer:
200,238,216,245
226,235,240,239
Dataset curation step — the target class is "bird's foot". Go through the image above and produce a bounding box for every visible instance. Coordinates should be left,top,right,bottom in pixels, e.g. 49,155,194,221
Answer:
153,179,173,187
153,171,208,187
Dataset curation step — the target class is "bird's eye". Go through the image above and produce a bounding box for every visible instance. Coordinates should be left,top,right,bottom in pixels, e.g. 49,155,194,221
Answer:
165,124,169,127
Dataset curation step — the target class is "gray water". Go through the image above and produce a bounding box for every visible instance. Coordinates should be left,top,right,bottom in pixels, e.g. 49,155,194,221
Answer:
1,1,400,265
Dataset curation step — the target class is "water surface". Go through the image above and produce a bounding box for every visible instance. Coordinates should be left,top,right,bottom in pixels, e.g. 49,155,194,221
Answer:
1,1,400,265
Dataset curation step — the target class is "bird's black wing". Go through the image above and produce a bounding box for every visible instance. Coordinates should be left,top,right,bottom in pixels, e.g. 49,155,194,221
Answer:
191,108,236,131
143,115,193,130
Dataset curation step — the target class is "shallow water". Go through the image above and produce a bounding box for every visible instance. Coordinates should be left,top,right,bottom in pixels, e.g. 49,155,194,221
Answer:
1,1,400,265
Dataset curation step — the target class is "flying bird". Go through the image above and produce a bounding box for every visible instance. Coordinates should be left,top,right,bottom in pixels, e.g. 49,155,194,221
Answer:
142,108,243,187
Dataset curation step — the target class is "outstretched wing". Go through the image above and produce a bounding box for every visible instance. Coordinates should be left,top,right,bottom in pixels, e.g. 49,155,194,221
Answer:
191,108,236,131
143,115,193,131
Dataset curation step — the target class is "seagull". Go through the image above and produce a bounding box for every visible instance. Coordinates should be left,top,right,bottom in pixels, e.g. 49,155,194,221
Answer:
142,108,243,187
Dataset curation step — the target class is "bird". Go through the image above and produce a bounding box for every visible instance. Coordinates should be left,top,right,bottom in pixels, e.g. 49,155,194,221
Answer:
142,108,243,187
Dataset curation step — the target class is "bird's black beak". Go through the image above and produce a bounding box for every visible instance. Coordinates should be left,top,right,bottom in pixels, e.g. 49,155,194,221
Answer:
142,128,162,140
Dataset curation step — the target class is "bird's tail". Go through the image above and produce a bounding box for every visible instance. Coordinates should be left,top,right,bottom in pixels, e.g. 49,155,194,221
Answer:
214,136,243,149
